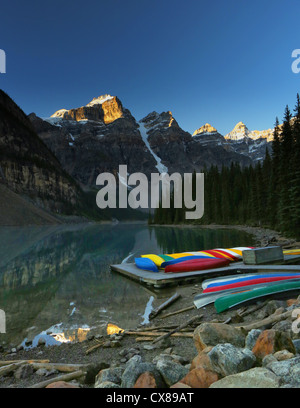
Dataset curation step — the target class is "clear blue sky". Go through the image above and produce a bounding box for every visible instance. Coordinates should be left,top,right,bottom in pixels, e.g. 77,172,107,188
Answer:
0,0,299,135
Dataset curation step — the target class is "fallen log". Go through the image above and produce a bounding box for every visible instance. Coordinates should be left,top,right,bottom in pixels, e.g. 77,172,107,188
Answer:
135,324,178,332
0,359,49,368
28,370,86,388
85,340,105,355
152,315,203,344
125,331,194,338
236,310,293,332
30,363,87,373
0,362,24,377
161,305,195,319
149,293,181,319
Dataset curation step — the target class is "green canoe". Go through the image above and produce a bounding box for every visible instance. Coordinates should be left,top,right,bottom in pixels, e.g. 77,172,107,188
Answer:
214,280,300,313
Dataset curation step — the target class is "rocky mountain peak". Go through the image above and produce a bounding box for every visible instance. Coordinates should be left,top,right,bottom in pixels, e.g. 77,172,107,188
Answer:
225,121,274,142
49,95,125,125
193,123,218,136
86,94,114,107
225,121,250,141
140,110,178,130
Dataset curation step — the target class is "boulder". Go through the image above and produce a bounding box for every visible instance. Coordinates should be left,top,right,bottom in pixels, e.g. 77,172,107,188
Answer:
134,372,158,388
209,368,281,388
273,350,295,361
245,329,262,350
208,343,256,377
180,367,219,388
267,356,300,385
95,381,121,388
121,356,164,388
193,323,245,352
156,359,189,387
190,347,214,371
46,381,80,388
170,382,192,388
252,330,296,361
95,367,124,387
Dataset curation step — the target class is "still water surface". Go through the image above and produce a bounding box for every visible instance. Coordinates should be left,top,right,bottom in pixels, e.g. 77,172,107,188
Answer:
0,223,254,348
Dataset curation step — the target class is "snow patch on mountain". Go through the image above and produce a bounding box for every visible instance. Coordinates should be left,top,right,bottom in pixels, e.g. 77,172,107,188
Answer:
138,121,168,174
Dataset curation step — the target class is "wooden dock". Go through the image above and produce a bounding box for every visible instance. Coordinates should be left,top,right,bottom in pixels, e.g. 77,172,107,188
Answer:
111,255,300,288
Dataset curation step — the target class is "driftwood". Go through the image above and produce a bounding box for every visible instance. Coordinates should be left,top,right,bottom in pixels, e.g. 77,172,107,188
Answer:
149,293,181,319
85,340,105,355
28,370,85,388
0,362,24,377
30,363,87,373
135,324,179,332
238,302,266,317
0,359,49,368
125,331,194,338
152,315,202,344
161,305,195,319
236,310,293,332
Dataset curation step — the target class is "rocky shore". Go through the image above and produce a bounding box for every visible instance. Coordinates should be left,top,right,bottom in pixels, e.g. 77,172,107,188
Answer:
1,286,300,389
0,226,299,389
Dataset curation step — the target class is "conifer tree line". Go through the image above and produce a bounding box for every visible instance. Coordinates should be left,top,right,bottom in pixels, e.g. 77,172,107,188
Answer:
149,94,300,240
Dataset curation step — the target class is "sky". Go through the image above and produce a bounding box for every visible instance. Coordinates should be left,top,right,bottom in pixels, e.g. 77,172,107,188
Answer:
0,0,300,135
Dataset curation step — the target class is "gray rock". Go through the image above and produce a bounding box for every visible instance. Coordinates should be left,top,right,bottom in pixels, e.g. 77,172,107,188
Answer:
266,300,286,315
293,339,300,354
267,356,300,385
95,367,124,386
156,359,189,387
262,354,277,367
143,344,157,351
153,353,188,366
121,355,164,388
95,381,121,388
210,368,281,388
84,362,110,384
208,343,256,377
193,323,245,352
245,329,262,350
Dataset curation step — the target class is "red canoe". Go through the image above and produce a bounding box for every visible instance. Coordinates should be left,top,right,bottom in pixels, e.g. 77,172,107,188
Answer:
203,274,300,293
164,258,231,273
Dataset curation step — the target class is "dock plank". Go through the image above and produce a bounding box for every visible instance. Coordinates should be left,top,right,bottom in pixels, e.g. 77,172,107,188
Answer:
111,255,300,288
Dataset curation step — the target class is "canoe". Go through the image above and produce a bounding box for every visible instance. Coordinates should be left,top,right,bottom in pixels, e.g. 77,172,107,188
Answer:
214,280,300,313
203,274,300,293
135,257,158,272
193,287,253,309
161,255,212,269
141,246,254,268
202,272,300,290
164,258,231,273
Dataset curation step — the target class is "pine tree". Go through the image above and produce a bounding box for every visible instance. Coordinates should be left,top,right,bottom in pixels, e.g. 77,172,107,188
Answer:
289,94,300,238
278,105,293,232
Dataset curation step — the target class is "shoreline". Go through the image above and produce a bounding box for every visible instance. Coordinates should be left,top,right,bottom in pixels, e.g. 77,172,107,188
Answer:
0,222,299,388
149,223,300,249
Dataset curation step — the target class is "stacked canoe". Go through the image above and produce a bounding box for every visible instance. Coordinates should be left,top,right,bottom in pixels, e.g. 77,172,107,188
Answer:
134,246,300,313
194,271,300,312
135,247,252,273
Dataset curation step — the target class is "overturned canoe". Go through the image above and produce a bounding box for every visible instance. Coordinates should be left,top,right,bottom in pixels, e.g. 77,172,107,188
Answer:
214,280,300,313
203,273,300,293
165,257,231,273
202,272,300,290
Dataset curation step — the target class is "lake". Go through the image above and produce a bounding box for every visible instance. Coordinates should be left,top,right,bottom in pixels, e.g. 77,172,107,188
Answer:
0,223,254,349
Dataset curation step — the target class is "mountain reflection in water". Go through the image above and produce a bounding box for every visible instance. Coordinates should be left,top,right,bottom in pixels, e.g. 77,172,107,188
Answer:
0,223,254,347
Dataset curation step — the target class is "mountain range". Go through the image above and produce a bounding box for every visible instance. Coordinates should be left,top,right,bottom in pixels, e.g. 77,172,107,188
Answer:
0,90,275,224
29,94,275,189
